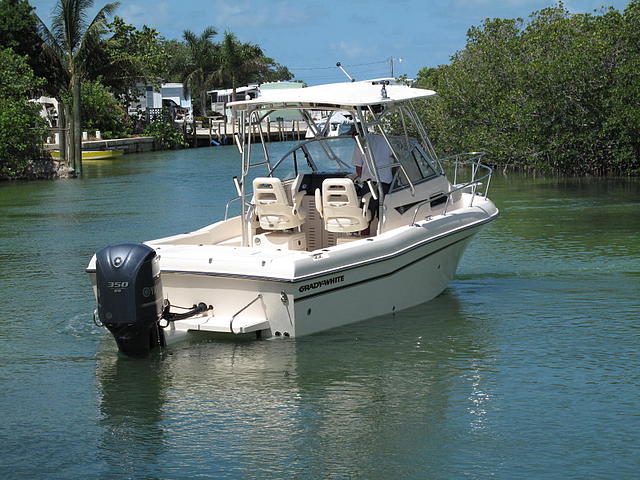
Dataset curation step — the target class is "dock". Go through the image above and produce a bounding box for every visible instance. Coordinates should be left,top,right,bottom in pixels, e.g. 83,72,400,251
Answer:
43,119,309,154
190,119,308,147
44,135,157,153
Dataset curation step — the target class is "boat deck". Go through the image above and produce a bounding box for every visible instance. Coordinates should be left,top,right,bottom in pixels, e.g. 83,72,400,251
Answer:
152,242,307,280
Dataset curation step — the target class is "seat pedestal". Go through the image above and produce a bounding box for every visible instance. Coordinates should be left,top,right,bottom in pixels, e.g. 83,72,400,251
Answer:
253,231,306,250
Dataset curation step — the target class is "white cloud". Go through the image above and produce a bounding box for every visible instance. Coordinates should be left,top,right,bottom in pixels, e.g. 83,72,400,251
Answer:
113,1,175,34
210,0,314,29
329,40,374,59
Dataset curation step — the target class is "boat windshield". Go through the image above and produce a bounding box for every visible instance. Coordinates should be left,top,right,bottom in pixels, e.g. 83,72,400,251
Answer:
270,136,355,180
389,137,439,191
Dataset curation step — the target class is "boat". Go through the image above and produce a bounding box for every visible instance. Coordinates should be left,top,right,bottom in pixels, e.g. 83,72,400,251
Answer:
305,110,354,138
51,149,124,161
87,79,499,357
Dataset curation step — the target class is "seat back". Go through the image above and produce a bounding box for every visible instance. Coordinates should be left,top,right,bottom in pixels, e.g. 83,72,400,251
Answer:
253,177,305,230
319,178,371,233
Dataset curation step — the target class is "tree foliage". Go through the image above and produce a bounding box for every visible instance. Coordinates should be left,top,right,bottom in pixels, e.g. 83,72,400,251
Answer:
259,62,293,83
35,0,120,174
0,48,48,178
163,39,191,82
94,16,167,104
180,27,218,116
215,32,293,87
0,1,296,180
216,31,269,99
0,0,50,82
77,79,129,138
0,0,38,54
172,28,294,115
415,2,640,175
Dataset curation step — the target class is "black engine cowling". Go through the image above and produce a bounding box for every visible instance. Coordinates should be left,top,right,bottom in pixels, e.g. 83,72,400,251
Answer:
95,243,165,357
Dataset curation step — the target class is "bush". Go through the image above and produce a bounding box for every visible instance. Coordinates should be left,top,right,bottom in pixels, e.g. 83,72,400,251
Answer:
80,80,131,139
0,48,48,179
194,116,209,127
414,3,640,176
143,120,188,149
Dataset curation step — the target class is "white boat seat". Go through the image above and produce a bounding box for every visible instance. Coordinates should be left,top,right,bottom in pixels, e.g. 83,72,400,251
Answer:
253,177,305,230
315,178,372,233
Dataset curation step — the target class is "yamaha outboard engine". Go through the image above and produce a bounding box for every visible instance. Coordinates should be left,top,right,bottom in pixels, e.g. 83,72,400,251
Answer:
95,243,165,357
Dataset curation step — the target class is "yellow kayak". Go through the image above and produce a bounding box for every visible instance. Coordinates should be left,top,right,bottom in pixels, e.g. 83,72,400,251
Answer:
50,149,125,160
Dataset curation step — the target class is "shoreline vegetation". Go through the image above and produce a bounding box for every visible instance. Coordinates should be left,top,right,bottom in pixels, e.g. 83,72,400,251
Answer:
414,1,640,177
1,0,639,181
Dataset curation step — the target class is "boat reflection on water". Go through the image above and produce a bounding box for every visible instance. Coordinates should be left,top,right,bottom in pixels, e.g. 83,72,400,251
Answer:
95,353,169,478
95,289,493,477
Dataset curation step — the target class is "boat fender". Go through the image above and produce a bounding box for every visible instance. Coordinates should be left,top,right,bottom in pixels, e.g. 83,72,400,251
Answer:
95,243,165,357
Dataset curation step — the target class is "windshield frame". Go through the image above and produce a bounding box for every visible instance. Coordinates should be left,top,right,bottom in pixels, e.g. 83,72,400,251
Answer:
268,135,355,180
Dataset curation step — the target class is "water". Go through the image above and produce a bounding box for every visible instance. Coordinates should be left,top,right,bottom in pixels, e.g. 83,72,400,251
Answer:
1,146,639,479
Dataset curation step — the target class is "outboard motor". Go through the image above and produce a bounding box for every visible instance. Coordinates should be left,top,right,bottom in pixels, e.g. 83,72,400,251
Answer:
95,243,165,357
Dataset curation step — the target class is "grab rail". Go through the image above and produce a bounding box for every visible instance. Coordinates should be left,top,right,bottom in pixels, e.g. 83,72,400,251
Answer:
225,196,241,220
410,152,493,225
225,195,255,220
230,294,263,334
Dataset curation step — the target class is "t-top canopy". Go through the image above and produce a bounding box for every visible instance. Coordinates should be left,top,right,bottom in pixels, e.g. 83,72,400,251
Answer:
227,80,436,112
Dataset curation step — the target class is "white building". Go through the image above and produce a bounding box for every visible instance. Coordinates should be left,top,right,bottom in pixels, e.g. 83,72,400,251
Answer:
207,82,304,120
129,83,192,121
207,85,260,117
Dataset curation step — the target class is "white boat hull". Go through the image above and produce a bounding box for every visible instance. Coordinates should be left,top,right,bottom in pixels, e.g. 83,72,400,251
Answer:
89,197,495,344
291,229,474,337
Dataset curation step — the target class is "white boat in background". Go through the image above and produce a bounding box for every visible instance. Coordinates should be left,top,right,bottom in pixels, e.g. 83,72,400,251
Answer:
305,110,354,138
87,79,498,357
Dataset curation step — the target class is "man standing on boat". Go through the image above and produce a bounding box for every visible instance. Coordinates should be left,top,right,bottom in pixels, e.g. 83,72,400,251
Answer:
350,127,394,190
349,125,394,221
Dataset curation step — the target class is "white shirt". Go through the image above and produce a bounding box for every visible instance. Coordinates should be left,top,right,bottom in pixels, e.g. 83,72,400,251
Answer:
351,134,394,184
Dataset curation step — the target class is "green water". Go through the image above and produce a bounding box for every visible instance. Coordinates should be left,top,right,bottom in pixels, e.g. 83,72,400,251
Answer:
1,146,639,479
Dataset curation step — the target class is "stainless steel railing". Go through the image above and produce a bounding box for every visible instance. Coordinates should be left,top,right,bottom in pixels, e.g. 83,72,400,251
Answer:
410,152,493,225
225,195,241,220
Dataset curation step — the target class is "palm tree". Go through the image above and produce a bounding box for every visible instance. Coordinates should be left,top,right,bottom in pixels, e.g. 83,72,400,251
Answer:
35,0,119,175
216,32,269,102
181,27,218,116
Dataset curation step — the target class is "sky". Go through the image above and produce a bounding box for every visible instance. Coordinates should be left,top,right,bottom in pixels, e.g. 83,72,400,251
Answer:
31,0,632,85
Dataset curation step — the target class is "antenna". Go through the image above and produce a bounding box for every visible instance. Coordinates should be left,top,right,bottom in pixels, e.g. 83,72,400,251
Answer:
389,57,404,77
336,62,355,82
